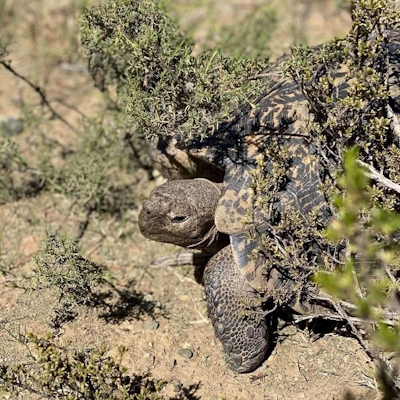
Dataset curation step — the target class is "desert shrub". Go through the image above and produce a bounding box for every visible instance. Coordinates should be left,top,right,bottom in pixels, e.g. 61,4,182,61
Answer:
30,233,108,328
80,0,270,141
317,149,400,398
0,33,151,217
0,332,168,399
28,232,161,329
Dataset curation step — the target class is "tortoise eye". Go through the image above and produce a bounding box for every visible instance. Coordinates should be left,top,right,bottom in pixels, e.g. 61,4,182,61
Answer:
171,215,189,223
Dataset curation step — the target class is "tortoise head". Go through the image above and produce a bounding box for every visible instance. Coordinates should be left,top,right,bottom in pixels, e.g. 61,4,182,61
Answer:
139,178,222,249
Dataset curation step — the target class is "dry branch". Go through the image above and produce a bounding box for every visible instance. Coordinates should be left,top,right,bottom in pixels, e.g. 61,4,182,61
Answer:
0,60,77,134
357,160,400,194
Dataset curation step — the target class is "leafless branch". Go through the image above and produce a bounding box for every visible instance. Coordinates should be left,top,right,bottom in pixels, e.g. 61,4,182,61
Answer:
357,160,400,194
0,60,78,133
294,313,398,327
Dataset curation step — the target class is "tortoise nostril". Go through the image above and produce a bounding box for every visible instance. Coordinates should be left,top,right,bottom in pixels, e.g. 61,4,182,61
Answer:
142,196,171,217
142,202,156,216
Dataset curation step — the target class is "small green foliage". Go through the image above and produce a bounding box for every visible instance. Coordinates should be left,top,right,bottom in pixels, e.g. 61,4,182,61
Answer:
56,151,109,207
0,37,151,221
32,233,106,304
0,332,167,399
41,113,149,220
284,0,400,208
269,0,400,281
29,232,162,328
374,322,400,352
246,2,400,393
315,148,400,395
0,137,23,170
31,233,107,328
0,136,44,204
316,148,400,329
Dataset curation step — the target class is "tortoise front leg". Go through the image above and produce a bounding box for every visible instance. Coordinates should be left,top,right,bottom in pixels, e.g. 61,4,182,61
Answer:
204,246,270,373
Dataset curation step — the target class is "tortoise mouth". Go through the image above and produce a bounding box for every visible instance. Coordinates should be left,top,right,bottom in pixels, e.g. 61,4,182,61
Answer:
140,229,204,247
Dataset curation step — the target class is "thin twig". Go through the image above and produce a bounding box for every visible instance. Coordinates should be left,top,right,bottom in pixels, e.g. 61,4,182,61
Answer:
149,252,211,268
52,98,88,119
385,264,400,308
333,301,376,359
293,312,398,327
311,292,400,322
357,160,400,194
75,207,95,243
0,60,77,133
188,292,208,324
312,296,400,392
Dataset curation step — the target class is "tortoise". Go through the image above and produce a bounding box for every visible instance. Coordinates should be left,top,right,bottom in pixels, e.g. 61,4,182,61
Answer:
140,178,306,372
139,31,400,373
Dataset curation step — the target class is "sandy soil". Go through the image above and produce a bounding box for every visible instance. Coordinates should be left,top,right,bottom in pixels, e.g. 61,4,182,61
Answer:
0,1,379,399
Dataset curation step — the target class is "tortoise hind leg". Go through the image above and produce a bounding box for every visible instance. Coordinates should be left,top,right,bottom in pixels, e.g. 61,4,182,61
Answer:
204,246,270,373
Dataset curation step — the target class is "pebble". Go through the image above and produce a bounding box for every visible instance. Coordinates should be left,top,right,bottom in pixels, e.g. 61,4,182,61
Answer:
144,321,159,330
143,294,154,302
0,117,24,136
178,348,193,359
144,352,155,364
171,378,182,392
154,301,161,309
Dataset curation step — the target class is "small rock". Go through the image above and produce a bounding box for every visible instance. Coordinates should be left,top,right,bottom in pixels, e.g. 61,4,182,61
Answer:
143,294,154,302
144,321,159,330
171,378,182,392
178,348,193,359
144,352,155,365
179,294,190,302
154,301,161,309
0,117,24,136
